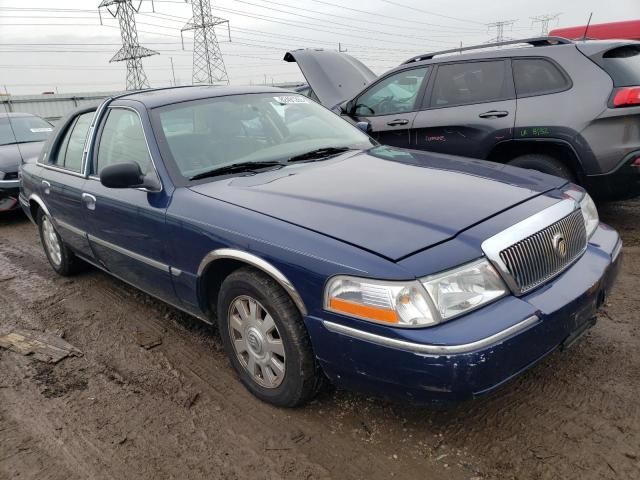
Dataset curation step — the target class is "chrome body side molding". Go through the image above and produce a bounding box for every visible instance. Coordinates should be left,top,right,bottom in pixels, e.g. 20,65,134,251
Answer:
198,249,308,316
323,315,540,356
88,234,171,273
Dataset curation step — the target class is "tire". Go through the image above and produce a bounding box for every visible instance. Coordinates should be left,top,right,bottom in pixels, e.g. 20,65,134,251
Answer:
217,267,323,407
508,154,575,182
37,210,83,276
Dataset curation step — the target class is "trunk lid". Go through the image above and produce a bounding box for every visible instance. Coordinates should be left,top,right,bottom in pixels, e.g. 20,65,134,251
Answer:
284,49,377,107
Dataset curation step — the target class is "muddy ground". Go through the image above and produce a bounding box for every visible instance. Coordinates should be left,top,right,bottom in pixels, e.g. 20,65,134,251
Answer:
0,199,638,480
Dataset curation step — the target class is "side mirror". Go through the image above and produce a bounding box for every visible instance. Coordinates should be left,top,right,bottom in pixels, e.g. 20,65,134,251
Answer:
340,99,355,115
100,162,161,191
356,121,372,135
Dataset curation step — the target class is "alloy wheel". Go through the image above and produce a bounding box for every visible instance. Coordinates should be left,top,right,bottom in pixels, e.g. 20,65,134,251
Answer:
42,215,62,267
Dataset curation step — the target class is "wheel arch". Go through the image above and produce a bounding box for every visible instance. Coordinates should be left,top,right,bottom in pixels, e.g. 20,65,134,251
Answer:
197,249,308,319
28,194,51,223
487,139,586,183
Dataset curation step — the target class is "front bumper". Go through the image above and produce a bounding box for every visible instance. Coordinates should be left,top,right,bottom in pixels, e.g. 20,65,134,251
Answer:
0,179,20,211
305,224,622,404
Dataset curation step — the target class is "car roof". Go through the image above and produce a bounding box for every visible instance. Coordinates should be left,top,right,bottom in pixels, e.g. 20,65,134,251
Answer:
113,85,293,109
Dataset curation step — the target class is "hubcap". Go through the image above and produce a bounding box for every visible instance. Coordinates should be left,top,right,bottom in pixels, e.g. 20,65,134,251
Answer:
42,216,62,267
228,295,286,389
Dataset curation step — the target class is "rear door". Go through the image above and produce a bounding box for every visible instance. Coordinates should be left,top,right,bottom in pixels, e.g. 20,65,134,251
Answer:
411,59,515,158
348,67,431,148
39,111,94,258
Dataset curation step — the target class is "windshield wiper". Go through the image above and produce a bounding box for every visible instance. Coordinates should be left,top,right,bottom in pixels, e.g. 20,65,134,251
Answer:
287,146,353,163
189,161,284,181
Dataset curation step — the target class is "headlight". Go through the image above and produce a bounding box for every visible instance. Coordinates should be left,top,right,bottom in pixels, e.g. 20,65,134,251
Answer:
325,276,437,327
565,187,599,238
324,259,508,327
422,259,508,321
579,193,599,238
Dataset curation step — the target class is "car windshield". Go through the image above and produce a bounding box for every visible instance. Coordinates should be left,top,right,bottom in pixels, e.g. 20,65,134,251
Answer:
153,93,374,179
0,116,53,146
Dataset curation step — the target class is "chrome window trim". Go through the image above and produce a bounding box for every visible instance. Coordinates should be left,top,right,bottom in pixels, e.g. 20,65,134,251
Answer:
88,234,170,273
82,99,111,176
323,315,540,356
482,199,580,296
198,248,308,316
91,105,164,193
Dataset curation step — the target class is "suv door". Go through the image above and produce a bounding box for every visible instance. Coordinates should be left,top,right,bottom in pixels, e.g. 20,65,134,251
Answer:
39,111,94,258
347,67,430,147
81,106,175,301
411,60,515,158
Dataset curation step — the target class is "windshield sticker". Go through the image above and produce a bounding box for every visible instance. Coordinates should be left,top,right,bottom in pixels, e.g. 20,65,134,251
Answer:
274,95,308,104
30,127,53,133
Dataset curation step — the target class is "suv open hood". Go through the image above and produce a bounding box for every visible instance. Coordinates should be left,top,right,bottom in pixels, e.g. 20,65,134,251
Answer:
189,148,567,261
284,49,377,107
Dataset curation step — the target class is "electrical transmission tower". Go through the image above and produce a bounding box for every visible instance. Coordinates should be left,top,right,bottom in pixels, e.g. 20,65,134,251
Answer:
182,0,230,85
531,14,561,36
487,20,517,44
99,0,158,90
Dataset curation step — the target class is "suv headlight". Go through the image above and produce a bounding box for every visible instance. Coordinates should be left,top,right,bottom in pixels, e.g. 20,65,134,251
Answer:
324,259,508,328
565,187,599,238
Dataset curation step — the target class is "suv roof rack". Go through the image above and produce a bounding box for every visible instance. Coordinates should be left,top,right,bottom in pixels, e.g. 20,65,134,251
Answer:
401,36,573,65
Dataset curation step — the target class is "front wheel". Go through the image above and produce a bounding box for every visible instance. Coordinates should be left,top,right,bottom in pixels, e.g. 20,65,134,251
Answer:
508,154,575,182
217,267,323,407
37,210,83,276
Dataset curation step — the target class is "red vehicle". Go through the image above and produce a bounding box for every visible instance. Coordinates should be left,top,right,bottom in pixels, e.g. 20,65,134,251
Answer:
550,20,640,41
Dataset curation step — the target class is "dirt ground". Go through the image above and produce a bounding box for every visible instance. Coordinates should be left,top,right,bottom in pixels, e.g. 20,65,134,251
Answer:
1,199,639,480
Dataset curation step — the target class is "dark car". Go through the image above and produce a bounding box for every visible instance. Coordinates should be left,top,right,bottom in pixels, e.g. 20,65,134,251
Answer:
0,113,52,211
285,37,640,200
20,86,621,407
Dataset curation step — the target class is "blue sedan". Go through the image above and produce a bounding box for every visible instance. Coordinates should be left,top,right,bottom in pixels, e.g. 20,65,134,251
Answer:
19,86,622,407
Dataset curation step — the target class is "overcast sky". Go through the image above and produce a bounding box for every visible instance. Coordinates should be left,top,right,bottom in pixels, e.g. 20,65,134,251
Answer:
0,0,638,95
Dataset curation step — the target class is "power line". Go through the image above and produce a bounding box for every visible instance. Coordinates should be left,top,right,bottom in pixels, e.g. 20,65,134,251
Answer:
377,0,485,25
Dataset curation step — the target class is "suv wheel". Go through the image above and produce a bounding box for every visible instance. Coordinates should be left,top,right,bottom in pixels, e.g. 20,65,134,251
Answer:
37,210,83,276
508,154,575,181
217,267,323,407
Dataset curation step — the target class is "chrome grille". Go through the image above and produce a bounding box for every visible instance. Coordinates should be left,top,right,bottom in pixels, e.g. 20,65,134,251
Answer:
499,210,587,294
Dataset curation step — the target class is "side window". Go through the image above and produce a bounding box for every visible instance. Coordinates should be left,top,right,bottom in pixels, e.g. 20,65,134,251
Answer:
354,67,429,116
513,58,570,97
431,61,509,107
53,112,93,173
96,109,152,175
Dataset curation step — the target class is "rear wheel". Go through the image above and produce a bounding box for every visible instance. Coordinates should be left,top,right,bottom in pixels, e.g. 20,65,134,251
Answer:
217,267,323,407
37,210,83,276
508,154,575,181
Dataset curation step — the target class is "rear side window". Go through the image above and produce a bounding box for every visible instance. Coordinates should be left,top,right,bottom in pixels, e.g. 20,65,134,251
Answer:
430,61,509,107
54,112,93,173
513,58,570,97
600,45,640,87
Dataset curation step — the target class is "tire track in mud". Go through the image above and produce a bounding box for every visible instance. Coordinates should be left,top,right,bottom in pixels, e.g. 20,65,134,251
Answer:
0,218,471,480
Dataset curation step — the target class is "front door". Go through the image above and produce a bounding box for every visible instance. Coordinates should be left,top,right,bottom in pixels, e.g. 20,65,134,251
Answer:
411,60,516,158
82,106,175,301
347,67,431,148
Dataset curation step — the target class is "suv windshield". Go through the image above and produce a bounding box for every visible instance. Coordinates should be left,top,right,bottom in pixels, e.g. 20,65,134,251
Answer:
153,93,374,180
0,116,53,146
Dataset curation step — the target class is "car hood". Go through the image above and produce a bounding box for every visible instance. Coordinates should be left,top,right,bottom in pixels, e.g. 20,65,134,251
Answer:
0,141,44,172
189,147,568,261
284,49,377,107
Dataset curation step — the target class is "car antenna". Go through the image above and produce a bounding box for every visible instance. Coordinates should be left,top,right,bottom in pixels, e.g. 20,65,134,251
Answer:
582,12,593,41
3,99,25,165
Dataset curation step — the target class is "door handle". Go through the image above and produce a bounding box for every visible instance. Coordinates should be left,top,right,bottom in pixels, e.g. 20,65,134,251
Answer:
479,111,509,119
42,180,51,195
386,119,410,126
82,193,97,211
